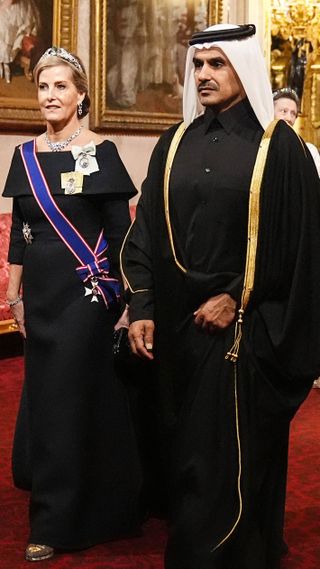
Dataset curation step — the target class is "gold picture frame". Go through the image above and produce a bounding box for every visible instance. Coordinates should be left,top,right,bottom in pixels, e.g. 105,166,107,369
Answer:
0,0,78,132
90,0,223,133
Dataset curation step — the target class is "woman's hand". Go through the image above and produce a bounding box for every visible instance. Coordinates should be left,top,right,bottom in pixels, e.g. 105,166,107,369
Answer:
114,304,129,331
10,299,26,339
7,264,24,336
194,293,236,333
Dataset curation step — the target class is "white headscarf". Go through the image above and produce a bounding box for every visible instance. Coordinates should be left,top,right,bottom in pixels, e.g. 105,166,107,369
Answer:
183,23,274,130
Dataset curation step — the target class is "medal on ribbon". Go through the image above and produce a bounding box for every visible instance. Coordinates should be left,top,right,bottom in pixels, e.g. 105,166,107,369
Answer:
71,141,99,175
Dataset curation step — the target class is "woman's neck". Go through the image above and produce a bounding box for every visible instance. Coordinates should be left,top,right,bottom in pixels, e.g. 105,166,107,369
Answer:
46,119,82,141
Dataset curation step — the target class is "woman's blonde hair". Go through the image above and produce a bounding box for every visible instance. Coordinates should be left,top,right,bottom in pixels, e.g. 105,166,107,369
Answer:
33,49,90,118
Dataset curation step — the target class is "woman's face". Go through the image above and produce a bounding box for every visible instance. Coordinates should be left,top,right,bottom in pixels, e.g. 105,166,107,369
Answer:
38,64,84,126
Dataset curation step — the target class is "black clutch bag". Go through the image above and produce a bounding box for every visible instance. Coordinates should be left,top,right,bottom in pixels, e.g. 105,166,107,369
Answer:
112,327,132,363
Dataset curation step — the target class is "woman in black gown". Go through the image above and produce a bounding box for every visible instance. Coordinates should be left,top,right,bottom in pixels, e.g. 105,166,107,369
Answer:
3,47,141,561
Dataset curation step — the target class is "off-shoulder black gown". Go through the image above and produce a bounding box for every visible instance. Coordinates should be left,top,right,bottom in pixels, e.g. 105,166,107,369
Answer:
3,140,142,549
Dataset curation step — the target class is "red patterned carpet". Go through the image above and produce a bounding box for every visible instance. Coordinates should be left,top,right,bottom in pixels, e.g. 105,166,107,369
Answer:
282,384,320,569
0,356,319,569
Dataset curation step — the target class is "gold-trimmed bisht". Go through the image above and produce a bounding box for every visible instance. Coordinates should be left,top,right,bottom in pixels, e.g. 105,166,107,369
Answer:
163,118,280,554
120,213,151,295
164,122,188,273
225,119,279,363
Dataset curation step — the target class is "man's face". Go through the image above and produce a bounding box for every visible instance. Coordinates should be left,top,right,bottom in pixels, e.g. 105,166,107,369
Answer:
193,47,246,113
273,97,298,126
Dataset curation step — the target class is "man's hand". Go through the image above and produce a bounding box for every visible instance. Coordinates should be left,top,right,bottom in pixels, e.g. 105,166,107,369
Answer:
128,319,155,360
194,293,236,333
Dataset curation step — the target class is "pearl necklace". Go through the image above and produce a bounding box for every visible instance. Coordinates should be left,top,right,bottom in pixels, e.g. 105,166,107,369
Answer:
45,125,83,152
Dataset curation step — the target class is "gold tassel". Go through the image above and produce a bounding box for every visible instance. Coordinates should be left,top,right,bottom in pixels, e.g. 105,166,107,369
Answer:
225,308,244,362
224,121,279,364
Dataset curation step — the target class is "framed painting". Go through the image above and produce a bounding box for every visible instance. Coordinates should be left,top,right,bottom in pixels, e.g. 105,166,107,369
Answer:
90,0,223,133
0,0,78,131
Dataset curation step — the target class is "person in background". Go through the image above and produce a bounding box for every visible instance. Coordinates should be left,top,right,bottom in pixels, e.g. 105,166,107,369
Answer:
2,46,141,561
273,86,320,176
121,23,320,569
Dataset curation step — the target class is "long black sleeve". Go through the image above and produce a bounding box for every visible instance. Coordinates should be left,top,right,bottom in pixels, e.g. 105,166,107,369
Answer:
7,199,26,265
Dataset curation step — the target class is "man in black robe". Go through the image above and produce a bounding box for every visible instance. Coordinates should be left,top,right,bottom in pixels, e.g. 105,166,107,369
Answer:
121,23,320,569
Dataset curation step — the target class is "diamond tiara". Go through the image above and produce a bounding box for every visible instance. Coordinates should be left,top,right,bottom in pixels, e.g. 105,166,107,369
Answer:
272,87,299,104
39,47,83,73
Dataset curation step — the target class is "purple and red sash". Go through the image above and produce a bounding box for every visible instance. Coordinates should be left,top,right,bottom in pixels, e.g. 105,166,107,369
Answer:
20,139,120,308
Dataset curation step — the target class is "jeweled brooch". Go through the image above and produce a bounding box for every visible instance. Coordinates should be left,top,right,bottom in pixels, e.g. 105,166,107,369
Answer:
22,222,33,244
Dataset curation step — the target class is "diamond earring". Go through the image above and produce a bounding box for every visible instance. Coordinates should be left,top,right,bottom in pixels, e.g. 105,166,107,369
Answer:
78,101,83,116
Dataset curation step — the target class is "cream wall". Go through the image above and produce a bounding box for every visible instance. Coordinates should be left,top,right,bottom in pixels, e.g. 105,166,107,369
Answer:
1,0,262,215
1,135,30,213
224,0,267,51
